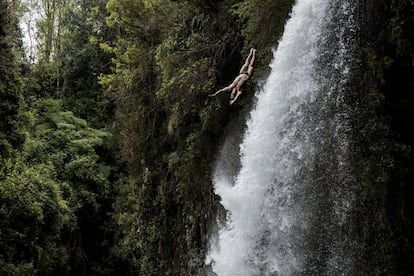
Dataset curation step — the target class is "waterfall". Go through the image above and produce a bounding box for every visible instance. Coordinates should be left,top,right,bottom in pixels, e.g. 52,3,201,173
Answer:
207,0,357,275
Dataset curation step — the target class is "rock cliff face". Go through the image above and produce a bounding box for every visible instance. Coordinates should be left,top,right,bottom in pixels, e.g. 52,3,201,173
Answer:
347,0,414,274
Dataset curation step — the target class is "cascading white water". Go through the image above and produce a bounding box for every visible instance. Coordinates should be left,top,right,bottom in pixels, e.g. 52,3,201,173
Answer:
207,0,356,275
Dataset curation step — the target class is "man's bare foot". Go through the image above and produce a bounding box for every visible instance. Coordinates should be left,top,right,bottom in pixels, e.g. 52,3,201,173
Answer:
230,91,242,105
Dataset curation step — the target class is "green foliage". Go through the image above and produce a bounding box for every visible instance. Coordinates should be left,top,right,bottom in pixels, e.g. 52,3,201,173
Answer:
0,0,24,164
25,61,58,98
35,0,69,63
59,0,114,127
3,0,119,274
0,161,70,274
0,98,117,274
232,0,294,70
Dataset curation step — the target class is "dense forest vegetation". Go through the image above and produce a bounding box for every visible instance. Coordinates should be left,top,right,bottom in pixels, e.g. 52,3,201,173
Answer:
0,0,413,275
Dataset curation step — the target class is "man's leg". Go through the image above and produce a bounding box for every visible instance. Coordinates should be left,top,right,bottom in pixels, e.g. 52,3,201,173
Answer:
229,89,242,105
247,49,256,75
239,48,254,74
210,75,241,97
230,87,237,100
250,49,256,66
246,48,254,62
209,86,229,97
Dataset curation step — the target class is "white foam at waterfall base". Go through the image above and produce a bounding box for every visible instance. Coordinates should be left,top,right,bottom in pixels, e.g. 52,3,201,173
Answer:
206,0,331,275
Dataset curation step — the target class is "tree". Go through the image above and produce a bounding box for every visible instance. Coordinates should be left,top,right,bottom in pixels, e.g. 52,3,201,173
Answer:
26,0,68,97
59,0,114,127
0,160,71,275
36,0,67,63
1,98,118,274
0,0,24,172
